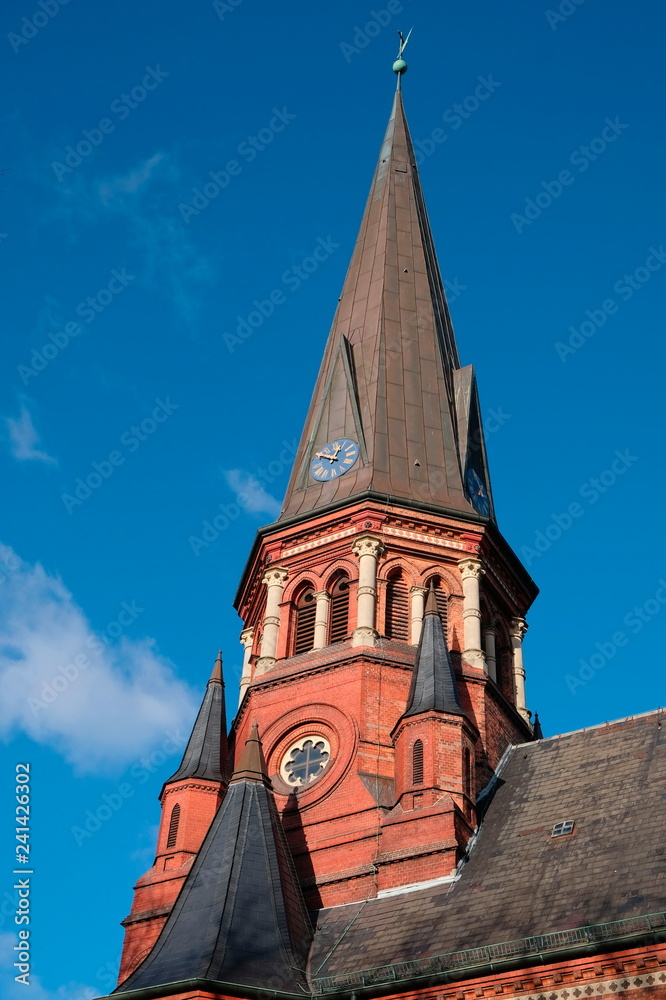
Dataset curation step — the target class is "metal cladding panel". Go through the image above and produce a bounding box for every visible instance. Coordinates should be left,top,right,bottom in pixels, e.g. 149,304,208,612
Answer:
280,90,476,522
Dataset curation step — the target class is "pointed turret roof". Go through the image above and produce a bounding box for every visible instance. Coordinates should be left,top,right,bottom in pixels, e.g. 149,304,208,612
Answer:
403,587,464,718
116,725,312,996
165,652,228,786
280,87,493,523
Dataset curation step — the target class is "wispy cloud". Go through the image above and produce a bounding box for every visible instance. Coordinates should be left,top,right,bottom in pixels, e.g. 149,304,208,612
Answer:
0,932,97,999
5,406,56,464
223,469,281,518
0,543,198,773
51,152,214,325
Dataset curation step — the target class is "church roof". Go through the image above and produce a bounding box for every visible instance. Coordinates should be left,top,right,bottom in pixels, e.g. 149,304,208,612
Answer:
402,586,464,718
115,724,312,997
164,652,228,786
280,87,493,524
309,710,666,992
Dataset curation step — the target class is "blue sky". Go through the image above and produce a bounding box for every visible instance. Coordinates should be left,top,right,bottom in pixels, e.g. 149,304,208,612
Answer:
1,0,665,996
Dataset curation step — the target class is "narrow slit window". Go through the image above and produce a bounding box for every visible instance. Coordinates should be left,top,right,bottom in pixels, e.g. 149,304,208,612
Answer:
294,587,316,654
385,572,410,640
413,739,424,785
329,575,350,643
166,803,180,849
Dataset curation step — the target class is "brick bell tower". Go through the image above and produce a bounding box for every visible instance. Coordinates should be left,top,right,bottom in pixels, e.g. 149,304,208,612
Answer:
230,82,539,907
112,72,540,995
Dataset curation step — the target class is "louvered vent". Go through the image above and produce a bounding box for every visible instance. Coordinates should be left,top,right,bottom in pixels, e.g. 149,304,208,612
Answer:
166,803,180,849
412,739,424,785
294,588,316,654
329,576,350,643
385,573,410,640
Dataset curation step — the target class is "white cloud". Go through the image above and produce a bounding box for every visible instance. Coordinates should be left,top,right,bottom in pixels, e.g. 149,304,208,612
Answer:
98,152,165,204
0,543,198,774
0,932,97,999
224,469,281,518
51,153,214,324
5,406,56,464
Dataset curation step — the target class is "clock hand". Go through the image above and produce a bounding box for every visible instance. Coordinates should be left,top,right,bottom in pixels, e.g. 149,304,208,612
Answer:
315,450,337,462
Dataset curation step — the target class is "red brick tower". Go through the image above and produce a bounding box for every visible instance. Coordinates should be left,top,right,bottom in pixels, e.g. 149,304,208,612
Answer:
118,653,228,980
230,85,538,908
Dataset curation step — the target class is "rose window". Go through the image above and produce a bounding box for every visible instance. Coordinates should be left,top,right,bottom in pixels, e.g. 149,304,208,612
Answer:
280,736,331,787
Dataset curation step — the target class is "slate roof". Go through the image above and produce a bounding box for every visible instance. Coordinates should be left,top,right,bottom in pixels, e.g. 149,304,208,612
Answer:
403,588,463,718
165,652,228,785
115,725,312,997
280,87,494,523
309,711,666,990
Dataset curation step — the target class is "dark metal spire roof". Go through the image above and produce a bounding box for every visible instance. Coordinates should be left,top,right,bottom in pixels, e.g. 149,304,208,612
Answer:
165,652,228,786
115,726,312,997
280,88,494,523
533,713,544,740
403,587,464,718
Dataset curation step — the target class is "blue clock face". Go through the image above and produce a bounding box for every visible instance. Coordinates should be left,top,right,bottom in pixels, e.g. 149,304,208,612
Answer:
466,467,490,517
310,438,360,481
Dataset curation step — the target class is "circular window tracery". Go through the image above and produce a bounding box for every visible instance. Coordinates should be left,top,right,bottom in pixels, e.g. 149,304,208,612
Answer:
280,735,331,787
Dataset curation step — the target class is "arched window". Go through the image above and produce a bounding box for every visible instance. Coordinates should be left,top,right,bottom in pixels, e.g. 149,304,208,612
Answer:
412,739,424,785
425,575,448,639
328,573,350,643
166,803,180,849
385,571,410,640
293,585,316,654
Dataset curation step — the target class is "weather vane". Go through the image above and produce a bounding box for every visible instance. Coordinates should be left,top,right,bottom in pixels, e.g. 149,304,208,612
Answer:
393,27,412,79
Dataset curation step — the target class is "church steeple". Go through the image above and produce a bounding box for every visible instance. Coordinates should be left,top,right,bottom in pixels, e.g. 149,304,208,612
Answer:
281,87,494,524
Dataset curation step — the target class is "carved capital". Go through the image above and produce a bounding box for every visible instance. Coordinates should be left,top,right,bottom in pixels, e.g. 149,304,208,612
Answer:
240,627,255,648
351,626,379,648
458,557,485,581
313,590,331,603
255,656,276,674
261,567,288,588
352,534,384,559
410,585,428,596
511,617,529,642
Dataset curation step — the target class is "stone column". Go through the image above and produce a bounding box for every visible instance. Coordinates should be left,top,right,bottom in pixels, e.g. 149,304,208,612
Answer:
313,591,331,649
410,586,427,644
351,535,384,647
511,617,530,722
256,567,288,672
457,557,486,671
238,627,255,706
483,627,497,683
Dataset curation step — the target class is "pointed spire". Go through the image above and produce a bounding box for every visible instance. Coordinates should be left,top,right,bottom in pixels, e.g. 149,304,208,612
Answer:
209,649,223,683
279,86,493,524
533,713,543,740
116,724,312,997
165,652,228,786
404,592,463,718
229,722,270,786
